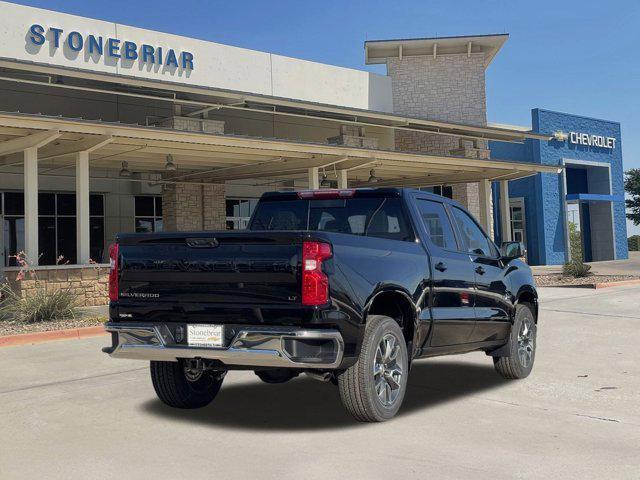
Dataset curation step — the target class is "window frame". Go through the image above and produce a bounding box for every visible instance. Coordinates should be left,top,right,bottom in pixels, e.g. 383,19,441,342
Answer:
447,204,499,259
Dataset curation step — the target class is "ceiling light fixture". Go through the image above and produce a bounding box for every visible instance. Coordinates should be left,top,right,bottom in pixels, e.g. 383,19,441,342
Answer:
119,161,132,178
320,173,332,188
368,169,379,183
165,154,177,171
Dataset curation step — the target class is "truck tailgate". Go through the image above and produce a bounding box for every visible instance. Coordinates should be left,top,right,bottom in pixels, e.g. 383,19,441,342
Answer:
117,232,302,305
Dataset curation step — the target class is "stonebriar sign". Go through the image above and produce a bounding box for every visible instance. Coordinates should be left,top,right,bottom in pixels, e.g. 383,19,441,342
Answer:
28,24,195,70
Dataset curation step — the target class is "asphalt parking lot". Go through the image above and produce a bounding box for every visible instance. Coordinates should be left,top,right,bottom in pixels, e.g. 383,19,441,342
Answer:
1,286,639,479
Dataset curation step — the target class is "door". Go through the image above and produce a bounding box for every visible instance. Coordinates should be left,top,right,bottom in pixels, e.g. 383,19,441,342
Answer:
449,206,511,343
510,198,527,260
414,198,476,348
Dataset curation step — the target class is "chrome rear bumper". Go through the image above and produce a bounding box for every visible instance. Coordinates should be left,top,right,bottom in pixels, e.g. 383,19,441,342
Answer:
103,322,344,369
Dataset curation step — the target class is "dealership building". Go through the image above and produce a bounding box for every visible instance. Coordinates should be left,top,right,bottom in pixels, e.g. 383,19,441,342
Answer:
0,1,627,305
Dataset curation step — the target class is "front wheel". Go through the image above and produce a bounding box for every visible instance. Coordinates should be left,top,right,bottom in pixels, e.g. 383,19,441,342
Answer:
150,360,224,409
494,303,537,379
337,315,409,422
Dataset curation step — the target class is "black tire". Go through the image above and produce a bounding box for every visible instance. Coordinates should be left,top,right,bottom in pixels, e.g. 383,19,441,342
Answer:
494,303,537,379
150,360,224,409
255,369,298,384
337,315,409,422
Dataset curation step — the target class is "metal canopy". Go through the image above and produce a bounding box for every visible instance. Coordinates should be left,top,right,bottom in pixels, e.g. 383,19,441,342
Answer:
365,34,510,67
0,59,550,144
0,111,560,188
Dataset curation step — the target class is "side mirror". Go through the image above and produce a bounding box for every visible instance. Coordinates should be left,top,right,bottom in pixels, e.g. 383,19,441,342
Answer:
500,241,525,260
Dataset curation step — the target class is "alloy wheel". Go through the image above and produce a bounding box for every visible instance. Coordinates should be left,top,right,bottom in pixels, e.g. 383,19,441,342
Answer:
373,333,404,407
517,317,535,368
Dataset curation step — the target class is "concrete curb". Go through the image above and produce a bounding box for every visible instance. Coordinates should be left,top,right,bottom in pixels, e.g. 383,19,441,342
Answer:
591,279,640,289
541,279,640,289
0,325,107,348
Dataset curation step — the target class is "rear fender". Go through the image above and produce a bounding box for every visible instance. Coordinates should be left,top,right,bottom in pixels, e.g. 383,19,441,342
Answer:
363,286,421,359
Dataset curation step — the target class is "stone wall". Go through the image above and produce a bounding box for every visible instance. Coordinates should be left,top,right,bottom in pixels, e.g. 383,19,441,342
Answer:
163,182,226,232
387,53,491,222
203,184,227,230
5,266,109,307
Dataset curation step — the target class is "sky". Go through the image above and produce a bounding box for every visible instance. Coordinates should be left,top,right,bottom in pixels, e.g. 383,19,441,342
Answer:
8,0,640,234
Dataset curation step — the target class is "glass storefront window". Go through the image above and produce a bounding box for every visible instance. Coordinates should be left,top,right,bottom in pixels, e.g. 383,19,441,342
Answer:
1,192,105,266
226,198,258,230
135,196,163,233
419,185,453,199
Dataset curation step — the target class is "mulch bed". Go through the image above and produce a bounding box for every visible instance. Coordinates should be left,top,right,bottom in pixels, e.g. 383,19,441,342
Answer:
0,316,106,336
534,274,640,287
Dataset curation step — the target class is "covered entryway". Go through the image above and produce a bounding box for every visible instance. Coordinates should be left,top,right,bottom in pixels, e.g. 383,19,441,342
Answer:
564,160,617,262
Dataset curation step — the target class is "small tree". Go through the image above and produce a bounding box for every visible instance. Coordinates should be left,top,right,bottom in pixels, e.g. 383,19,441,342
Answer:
568,221,583,262
625,169,640,226
629,235,640,252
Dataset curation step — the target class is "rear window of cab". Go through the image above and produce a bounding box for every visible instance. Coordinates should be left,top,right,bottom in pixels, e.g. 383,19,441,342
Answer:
249,197,414,242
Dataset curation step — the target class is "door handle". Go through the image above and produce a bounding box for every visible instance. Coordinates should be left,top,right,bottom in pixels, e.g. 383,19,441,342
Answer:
434,262,447,272
475,266,486,275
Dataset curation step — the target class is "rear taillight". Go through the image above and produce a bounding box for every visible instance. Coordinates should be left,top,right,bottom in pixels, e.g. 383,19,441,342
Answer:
301,241,332,306
108,243,119,302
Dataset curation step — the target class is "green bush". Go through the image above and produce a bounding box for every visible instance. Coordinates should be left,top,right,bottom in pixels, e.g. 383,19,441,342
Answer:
0,284,78,323
568,221,583,261
562,261,592,278
628,235,640,252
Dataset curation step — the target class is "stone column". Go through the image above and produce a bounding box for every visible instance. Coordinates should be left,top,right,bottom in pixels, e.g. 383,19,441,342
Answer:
203,184,226,230
163,183,202,231
387,53,492,227
163,182,226,232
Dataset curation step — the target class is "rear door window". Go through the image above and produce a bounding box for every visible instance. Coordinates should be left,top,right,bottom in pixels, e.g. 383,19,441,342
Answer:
450,206,497,257
416,199,457,250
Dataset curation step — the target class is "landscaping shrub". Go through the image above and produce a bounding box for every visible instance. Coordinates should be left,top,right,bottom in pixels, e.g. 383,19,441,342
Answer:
628,235,640,252
568,221,583,262
0,251,79,323
0,283,79,323
562,261,592,278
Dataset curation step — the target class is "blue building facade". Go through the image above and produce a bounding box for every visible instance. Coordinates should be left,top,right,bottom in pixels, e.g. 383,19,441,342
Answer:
491,109,627,266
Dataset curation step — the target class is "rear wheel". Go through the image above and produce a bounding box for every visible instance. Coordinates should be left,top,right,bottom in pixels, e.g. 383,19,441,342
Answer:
337,315,408,422
494,303,537,379
150,360,224,409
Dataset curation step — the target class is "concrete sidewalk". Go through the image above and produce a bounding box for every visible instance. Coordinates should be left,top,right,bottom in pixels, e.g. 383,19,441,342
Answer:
532,251,640,276
1,285,639,479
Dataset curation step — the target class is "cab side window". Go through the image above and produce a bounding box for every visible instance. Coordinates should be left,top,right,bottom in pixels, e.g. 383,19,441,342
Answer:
416,199,457,250
450,206,495,257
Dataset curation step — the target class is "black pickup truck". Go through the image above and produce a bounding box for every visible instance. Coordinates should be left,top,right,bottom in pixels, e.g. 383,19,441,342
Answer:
104,188,538,422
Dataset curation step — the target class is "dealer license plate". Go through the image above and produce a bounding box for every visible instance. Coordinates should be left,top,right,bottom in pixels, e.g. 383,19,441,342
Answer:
187,324,224,348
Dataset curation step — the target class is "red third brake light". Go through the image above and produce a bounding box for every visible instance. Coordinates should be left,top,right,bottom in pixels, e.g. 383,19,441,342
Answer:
108,243,119,302
301,241,332,306
297,189,355,199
